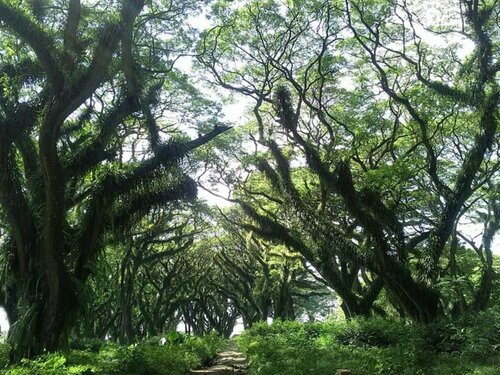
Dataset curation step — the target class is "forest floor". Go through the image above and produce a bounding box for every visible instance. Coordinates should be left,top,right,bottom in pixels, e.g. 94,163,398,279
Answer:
190,341,249,374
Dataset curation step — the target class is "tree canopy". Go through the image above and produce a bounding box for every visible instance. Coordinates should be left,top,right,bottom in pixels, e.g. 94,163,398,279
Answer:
197,0,499,322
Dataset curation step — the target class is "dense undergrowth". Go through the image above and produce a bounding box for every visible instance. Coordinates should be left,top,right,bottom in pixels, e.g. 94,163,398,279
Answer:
0,332,224,375
1,309,499,375
237,309,500,375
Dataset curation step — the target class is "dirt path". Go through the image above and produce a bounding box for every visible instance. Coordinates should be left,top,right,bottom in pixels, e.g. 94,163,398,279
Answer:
189,349,249,374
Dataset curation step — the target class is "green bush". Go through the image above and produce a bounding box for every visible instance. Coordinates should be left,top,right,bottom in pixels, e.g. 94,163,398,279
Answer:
237,320,334,375
4,353,94,375
141,344,197,375
1,332,225,375
332,317,419,348
237,314,499,375
425,309,500,360
68,338,105,353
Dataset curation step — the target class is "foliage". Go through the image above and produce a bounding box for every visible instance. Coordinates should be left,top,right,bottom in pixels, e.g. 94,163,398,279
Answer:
77,205,213,342
197,0,500,324
68,338,104,353
207,212,334,327
424,309,500,359
237,314,500,375
0,333,224,375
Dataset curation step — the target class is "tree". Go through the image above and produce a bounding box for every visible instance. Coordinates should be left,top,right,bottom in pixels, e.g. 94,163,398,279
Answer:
76,205,206,342
198,0,498,322
212,211,332,325
0,0,228,358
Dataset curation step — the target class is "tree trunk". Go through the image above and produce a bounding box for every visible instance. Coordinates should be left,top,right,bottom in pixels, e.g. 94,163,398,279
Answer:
9,263,76,361
382,271,440,323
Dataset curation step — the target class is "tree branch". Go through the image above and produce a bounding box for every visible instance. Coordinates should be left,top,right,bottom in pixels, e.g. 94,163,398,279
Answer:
0,1,63,90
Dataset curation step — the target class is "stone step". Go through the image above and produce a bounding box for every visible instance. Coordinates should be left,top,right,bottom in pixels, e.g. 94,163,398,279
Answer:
190,365,240,374
218,356,247,365
217,351,245,357
190,349,249,374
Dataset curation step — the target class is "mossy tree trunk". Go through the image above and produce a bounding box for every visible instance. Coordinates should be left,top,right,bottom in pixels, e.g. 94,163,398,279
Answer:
0,0,228,360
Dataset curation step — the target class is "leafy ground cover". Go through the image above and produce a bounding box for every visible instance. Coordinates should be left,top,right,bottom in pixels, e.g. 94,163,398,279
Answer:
236,310,500,375
0,332,224,375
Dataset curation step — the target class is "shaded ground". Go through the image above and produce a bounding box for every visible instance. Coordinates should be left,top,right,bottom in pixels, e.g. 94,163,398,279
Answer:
190,345,248,374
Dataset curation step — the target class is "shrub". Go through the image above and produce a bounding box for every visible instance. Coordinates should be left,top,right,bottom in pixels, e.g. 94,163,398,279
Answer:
425,308,500,360
0,333,225,375
335,319,397,348
68,338,105,353
4,353,94,375
237,313,499,375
